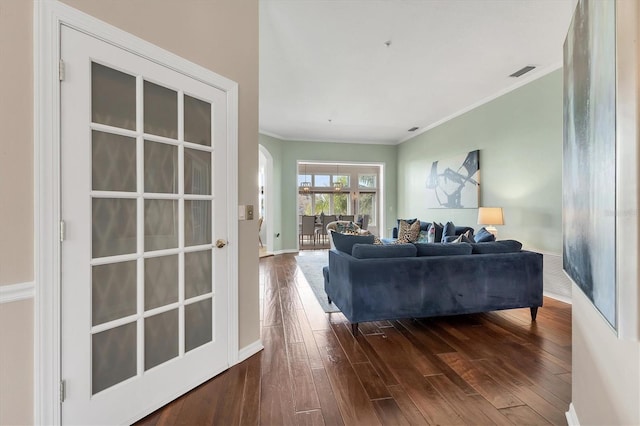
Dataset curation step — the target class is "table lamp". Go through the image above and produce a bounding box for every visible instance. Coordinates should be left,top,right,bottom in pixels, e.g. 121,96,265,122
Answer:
477,207,503,238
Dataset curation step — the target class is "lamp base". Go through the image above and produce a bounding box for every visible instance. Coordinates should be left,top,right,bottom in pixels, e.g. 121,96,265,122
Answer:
485,226,498,239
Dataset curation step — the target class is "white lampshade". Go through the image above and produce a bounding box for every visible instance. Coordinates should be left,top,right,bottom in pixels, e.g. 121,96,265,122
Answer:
477,207,503,238
477,207,504,225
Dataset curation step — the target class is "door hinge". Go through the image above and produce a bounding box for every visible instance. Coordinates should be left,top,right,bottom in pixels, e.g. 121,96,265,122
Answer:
60,380,66,403
59,59,65,81
60,220,66,242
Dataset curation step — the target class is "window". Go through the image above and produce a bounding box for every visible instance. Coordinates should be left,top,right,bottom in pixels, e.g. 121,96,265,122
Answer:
314,193,330,214
333,175,350,188
359,174,376,189
333,193,348,216
298,193,312,215
297,174,312,187
314,175,330,187
358,192,376,225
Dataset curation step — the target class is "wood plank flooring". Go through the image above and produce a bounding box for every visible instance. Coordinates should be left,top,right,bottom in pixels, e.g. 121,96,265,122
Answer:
137,251,572,425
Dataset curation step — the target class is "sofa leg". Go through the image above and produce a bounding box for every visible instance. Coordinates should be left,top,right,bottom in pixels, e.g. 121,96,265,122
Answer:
327,296,332,304
530,307,538,321
351,323,359,336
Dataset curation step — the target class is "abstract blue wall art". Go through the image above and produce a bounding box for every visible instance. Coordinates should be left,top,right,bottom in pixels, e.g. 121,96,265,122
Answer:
426,150,479,209
563,0,616,329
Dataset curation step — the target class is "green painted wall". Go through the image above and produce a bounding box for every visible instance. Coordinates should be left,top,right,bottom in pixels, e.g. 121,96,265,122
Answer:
397,70,563,253
259,134,398,252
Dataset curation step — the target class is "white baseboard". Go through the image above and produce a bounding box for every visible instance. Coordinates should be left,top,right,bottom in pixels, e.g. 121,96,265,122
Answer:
273,249,299,255
238,339,264,362
0,281,35,304
544,291,572,305
566,403,580,426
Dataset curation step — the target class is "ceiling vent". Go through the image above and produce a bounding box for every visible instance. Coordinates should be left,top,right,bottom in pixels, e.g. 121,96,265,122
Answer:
408,126,419,132
509,66,536,78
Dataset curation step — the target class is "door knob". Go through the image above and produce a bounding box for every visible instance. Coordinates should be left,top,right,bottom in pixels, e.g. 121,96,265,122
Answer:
216,239,227,248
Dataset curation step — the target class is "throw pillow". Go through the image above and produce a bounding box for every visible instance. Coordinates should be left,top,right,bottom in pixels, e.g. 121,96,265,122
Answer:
331,231,375,255
471,240,523,254
336,221,359,233
397,219,421,243
452,230,474,244
474,227,496,243
415,242,472,256
429,222,444,243
442,221,457,240
416,230,430,243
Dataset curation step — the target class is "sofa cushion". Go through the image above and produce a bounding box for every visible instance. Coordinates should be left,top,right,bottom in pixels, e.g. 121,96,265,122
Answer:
471,240,523,254
352,243,417,259
415,242,472,256
428,222,444,243
442,221,457,240
474,227,496,243
397,219,421,243
332,231,375,255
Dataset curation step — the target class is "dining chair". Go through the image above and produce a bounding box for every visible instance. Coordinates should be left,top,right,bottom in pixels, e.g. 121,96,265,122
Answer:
300,215,316,246
339,214,354,222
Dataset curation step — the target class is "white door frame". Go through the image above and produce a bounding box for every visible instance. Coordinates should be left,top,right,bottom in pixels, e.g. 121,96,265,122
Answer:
258,144,274,253
34,2,239,424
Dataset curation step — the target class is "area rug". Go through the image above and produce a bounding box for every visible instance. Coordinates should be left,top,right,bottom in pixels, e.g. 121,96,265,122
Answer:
295,254,340,313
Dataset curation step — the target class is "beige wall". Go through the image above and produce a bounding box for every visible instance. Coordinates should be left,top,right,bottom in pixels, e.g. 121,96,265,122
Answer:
0,300,34,426
0,0,33,285
0,0,259,423
0,0,34,425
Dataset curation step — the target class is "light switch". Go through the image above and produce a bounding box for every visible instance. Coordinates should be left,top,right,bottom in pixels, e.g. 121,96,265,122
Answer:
246,205,254,220
238,205,246,220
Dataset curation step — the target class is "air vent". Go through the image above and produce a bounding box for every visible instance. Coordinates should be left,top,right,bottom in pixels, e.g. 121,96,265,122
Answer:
408,126,419,132
509,66,536,78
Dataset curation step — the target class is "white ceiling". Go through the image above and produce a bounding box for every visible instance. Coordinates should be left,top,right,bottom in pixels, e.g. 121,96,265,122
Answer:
259,0,576,145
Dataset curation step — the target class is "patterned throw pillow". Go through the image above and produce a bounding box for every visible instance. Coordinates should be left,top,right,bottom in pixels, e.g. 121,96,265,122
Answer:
336,221,359,233
416,230,430,243
397,219,421,243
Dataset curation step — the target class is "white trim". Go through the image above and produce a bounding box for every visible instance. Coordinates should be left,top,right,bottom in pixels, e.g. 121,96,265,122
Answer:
397,62,563,144
259,145,274,254
543,291,572,305
566,403,580,426
273,249,299,255
35,2,240,424
259,130,395,145
237,340,264,363
227,82,240,366
0,282,35,304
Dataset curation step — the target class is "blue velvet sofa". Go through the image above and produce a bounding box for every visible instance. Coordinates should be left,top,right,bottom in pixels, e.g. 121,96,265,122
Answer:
322,242,543,335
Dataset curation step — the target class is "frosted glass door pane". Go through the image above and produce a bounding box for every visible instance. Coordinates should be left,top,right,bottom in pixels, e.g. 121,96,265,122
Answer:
92,261,137,326
184,95,211,146
144,199,178,251
144,140,178,193
92,131,136,192
185,250,212,299
145,309,178,370
91,62,136,130
185,299,212,352
144,81,177,138
92,322,136,394
92,198,137,258
184,148,211,195
185,200,211,246
144,255,178,310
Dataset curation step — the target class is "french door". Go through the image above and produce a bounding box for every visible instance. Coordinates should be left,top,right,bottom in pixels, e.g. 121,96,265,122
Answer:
60,25,230,424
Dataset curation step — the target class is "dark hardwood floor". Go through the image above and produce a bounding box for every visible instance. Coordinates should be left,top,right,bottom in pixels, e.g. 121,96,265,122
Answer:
138,251,571,425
